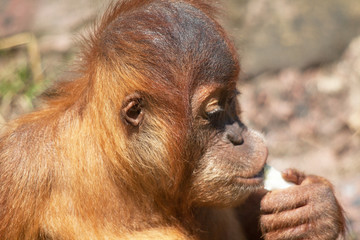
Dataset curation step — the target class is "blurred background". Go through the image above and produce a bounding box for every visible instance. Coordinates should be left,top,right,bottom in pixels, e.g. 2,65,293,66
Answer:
0,0,359,238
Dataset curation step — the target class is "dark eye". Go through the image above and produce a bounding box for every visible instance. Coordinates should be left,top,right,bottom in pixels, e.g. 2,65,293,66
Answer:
206,108,225,122
122,94,144,127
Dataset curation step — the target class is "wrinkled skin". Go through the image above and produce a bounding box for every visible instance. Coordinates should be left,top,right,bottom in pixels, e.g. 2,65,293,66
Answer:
238,169,345,240
259,169,345,240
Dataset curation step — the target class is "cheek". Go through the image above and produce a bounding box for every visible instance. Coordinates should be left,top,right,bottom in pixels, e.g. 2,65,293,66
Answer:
189,129,268,207
189,156,252,207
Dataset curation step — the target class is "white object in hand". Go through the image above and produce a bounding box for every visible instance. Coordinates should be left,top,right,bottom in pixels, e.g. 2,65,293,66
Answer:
264,165,294,191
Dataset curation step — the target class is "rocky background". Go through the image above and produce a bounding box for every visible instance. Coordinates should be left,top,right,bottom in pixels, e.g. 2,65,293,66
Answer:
0,0,359,238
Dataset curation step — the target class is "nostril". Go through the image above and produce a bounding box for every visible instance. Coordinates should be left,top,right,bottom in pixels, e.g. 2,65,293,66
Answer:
227,132,244,145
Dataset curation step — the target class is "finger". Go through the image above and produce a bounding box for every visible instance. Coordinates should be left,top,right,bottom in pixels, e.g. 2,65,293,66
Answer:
262,223,311,240
311,218,343,240
281,168,306,185
260,205,313,233
261,186,310,214
301,175,334,189
263,218,342,240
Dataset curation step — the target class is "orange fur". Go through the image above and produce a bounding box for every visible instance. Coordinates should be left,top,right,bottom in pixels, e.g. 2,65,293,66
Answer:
0,1,346,239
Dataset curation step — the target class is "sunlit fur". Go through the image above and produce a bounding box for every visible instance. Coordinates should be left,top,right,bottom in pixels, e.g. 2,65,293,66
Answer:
0,1,230,238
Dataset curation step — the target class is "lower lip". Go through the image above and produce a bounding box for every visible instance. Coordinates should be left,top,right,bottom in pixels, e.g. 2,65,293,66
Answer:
236,176,264,185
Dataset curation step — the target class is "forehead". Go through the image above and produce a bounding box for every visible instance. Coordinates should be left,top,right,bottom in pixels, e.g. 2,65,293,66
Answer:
106,1,239,90
160,2,239,85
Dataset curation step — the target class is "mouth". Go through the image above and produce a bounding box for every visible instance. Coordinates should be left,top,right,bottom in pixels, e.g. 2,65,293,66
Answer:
252,167,265,179
235,166,265,185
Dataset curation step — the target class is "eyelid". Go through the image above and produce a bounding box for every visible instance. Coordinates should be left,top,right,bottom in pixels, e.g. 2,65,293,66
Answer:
207,108,224,115
205,98,220,113
198,88,239,119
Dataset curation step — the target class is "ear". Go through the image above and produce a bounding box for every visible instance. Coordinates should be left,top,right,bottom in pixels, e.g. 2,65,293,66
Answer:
121,93,144,127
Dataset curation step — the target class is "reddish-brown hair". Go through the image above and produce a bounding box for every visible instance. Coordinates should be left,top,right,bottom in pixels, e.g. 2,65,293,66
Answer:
0,0,240,238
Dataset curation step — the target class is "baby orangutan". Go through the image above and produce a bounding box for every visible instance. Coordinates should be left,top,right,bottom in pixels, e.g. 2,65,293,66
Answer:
0,0,345,239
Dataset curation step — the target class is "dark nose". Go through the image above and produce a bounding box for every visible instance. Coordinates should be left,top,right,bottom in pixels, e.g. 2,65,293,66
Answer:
226,122,245,145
